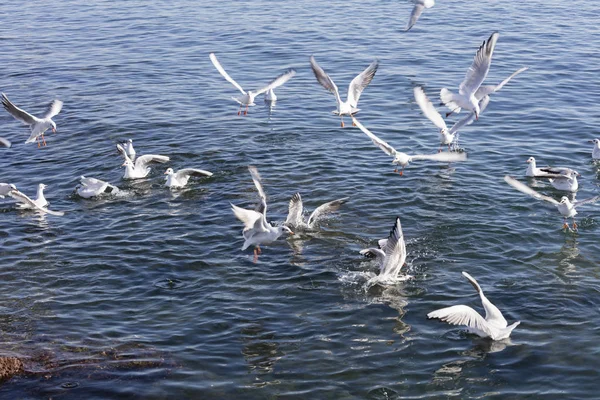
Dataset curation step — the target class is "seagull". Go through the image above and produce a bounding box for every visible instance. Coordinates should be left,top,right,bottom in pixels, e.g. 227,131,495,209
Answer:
353,117,467,175
116,143,169,179
548,170,579,193
310,55,379,127
414,86,461,151
120,139,136,160
16,183,48,209
525,157,576,178
0,183,17,198
209,53,296,116
0,137,11,148
76,176,120,198
231,166,294,262
406,0,434,31
588,139,600,160
427,271,520,341
504,175,599,230
284,192,348,230
359,217,409,283
1,93,63,147
264,88,277,102
164,167,213,188
440,32,499,120
8,188,64,216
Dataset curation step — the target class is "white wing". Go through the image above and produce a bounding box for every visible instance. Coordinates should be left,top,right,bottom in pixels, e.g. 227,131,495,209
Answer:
475,67,528,99
309,55,342,105
381,217,406,276
352,117,397,158
43,99,63,119
231,203,268,234
447,95,490,135
406,3,425,31
285,192,304,227
175,168,213,180
80,176,108,191
360,248,386,266
8,189,64,216
255,69,296,95
134,154,170,170
410,152,467,163
209,53,246,94
347,60,379,108
1,93,38,125
504,175,559,204
427,305,493,336
248,165,269,226
459,32,499,97
573,195,600,208
0,137,12,148
414,86,447,131
116,143,131,162
307,197,348,227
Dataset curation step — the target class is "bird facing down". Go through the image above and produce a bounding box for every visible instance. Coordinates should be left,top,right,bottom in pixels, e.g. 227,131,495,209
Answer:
231,166,294,262
504,175,599,231
164,167,213,188
76,176,120,198
589,139,600,160
428,271,520,341
440,32,499,120
1,93,63,147
209,53,296,116
284,192,348,230
8,187,64,216
310,55,379,127
406,0,435,32
359,216,410,283
414,86,460,151
116,143,170,179
352,117,467,175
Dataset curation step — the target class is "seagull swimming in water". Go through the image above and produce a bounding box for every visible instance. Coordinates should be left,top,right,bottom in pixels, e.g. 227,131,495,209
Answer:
428,271,520,341
588,139,600,160
504,175,599,231
353,117,467,175
360,217,410,284
209,53,296,116
284,192,348,230
231,166,294,262
8,187,64,216
405,0,435,31
440,32,499,120
310,55,379,127
164,167,213,188
0,183,17,198
1,93,63,147
76,176,120,198
116,143,169,179
525,157,576,178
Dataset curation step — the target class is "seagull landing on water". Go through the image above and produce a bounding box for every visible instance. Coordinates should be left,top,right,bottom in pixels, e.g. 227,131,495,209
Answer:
440,32,499,120
414,86,461,151
405,0,434,32
310,55,379,128
360,217,411,284
164,167,213,188
504,175,599,231
231,166,294,262
428,271,520,341
1,93,63,147
588,139,600,160
284,193,348,231
209,53,296,116
352,117,467,176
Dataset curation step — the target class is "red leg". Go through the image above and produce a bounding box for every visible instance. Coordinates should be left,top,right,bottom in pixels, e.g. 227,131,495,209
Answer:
244,104,248,116
42,134,47,146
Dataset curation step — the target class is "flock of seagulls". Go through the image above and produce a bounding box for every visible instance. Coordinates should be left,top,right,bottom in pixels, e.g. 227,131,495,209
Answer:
2,18,599,345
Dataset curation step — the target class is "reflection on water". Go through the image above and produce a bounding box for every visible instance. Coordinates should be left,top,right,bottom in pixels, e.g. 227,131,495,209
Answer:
240,322,282,388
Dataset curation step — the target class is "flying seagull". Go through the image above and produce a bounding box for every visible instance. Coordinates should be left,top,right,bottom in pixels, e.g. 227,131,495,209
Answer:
284,192,348,230
406,0,435,31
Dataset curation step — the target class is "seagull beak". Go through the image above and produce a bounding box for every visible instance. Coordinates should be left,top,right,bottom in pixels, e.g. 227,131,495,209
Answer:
290,231,295,235
122,162,127,167
164,171,168,175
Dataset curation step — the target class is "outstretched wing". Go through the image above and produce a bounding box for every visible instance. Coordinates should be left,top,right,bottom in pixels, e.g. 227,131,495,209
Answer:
1,93,38,125
116,143,131,162
134,154,170,170
255,69,296,95
414,86,447,131
43,99,63,119
504,175,559,204
573,195,600,208
347,59,379,108
209,53,246,94
0,137,12,148
475,67,528,99
248,165,269,225
380,217,406,277
410,152,467,163
309,55,342,104
427,305,493,337
307,197,348,228
8,189,64,216
175,168,213,180
231,203,268,234
352,117,397,158
459,32,499,97
406,3,425,31
285,192,304,227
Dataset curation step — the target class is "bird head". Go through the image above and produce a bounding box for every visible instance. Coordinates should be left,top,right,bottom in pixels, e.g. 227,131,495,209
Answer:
39,183,47,190
164,168,174,176
526,157,535,164
282,226,294,236
51,121,57,133
122,159,134,167
589,139,600,146
559,196,570,205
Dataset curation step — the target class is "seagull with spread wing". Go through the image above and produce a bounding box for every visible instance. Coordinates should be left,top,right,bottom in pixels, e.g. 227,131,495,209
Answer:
164,167,213,188
0,183,17,198
353,117,467,176
116,143,169,179
440,32,499,120
428,271,520,341
406,0,435,31
76,176,120,198
414,86,463,151
504,175,599,230
310,55,379,127
8,188,64,216
231,166,294,262
1,93,63,147
284,193,348,230
209,53,296,116
360,217,410,283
